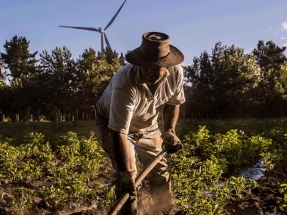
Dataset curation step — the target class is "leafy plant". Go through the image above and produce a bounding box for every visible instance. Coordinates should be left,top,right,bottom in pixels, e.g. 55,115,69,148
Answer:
280,183,287,208
226,176,258,199
0,120,286,214
11,187,33,215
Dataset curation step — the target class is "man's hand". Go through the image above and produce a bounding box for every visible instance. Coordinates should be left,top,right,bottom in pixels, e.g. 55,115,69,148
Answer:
119,172,137,214
161,129,183,154
119,172,137,197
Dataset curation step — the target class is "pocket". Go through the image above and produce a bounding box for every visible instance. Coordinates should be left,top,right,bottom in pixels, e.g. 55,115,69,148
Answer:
128,132,142,144
137,130,163,152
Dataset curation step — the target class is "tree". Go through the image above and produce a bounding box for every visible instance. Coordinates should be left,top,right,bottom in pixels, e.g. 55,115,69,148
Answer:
0,36,39,119
184,42,262,118
39,46,78,116
0,54,6,85
252,40,287,96
253,40,286,74
1,36,38,82
0,55,9,115
252,40,287,116
76,47,122,113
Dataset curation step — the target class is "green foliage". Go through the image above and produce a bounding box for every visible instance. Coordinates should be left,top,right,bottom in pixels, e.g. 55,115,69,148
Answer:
171,147,231,214
252,40,287,117
0,37,123,120
253,40,286,77
280,184,287,208
226,176,257,199
1,35,38,80
184,42,262,118
0,122,109,213
181,126,272,169
75,47,122,112
1,36,287,120
183,40,287,118
1,119,287,214
11,187,34,215
171,125,275,214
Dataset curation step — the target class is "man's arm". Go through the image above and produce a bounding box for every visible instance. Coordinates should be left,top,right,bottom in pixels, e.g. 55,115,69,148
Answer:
111,131,136,209
162,104,183,153
162,104,180,132
112,131,134,172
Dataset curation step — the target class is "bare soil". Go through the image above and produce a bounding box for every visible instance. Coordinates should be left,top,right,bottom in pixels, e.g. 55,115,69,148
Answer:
225,162,287,215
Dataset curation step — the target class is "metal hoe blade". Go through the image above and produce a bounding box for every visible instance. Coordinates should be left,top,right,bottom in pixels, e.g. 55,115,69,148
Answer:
108,150,168,215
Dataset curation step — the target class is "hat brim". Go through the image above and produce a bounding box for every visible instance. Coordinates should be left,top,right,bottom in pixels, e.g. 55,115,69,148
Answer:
125,45,184,67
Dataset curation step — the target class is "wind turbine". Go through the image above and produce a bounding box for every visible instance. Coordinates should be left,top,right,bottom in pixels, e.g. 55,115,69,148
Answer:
59,0,127,53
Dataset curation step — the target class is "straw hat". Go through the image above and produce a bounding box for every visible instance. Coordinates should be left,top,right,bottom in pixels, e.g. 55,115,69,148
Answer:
125,32,184,67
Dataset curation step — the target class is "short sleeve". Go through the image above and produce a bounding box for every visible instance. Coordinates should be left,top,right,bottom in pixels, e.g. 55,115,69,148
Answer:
108,88,135,134
166,65,185,105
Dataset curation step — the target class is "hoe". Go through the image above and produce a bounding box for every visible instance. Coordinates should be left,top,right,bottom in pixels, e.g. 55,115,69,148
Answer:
108,150,168,215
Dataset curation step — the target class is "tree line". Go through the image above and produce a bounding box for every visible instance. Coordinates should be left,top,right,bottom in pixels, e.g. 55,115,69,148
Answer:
0,36,125,121
0,35,286,121
184,41,287,118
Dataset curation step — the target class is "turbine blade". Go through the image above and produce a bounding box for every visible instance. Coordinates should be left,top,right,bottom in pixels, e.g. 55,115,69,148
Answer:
59,26,100,32
104,0,127,30
104,33,111,49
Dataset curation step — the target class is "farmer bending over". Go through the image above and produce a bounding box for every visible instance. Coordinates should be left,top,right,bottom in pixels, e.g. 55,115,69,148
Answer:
96,31,185,215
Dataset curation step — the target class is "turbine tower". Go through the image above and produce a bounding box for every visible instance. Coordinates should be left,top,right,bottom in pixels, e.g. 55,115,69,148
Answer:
59,0,127,53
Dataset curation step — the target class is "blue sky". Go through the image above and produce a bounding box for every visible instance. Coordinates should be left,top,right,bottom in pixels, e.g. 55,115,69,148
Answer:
1,0,287,65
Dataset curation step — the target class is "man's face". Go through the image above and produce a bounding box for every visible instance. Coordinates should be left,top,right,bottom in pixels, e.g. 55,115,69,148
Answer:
140,67,167,85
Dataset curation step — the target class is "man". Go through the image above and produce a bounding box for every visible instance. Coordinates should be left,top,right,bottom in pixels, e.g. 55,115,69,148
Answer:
96,31,185,214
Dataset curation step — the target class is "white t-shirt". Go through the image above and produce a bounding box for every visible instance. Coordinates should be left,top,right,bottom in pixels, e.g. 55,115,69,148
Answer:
96,63,185,134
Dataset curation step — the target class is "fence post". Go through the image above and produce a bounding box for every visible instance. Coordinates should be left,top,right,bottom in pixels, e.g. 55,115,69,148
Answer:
27,106,31,123
53,106,57,126
37,110,40,122
74,108,78,127
59,110,61,122
15,114,19,123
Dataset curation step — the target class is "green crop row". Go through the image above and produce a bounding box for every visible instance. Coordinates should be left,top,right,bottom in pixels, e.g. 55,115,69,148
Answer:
0,122,113,214
170,125,287,214
0,121,287,214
